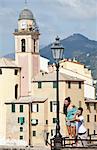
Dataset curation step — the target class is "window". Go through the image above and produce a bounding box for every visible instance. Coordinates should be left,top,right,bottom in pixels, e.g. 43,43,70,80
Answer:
21,39,26,52
38,82,42,88
87,115,90,122
15,84,18,99
20,136,23,140
0,69,2,74
46,120,48,125
87,129,89,136
53,82,57,88
86,103,90,110
68,81,71,88
94,130,96,135
20,105,23,113
18,117,25,125
50,101,57,112
79,81,82,89
14,69,18,75
12,104,15,112
33,131,36,136
31,104,39,112
94,115,96,122
53,118,57,123
31,119,38,125
34,39,36,53
20,127,23,132
51,129,56,136
94,103,96,110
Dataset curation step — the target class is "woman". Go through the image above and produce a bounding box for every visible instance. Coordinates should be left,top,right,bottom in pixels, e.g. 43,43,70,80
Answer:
63,97,78,144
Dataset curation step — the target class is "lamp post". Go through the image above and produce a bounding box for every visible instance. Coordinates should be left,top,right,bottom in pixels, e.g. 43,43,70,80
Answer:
51,36,64,150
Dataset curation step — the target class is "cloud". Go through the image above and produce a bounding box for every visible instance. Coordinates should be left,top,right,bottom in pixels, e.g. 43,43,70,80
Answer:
55,0,97,20
0,0,96,56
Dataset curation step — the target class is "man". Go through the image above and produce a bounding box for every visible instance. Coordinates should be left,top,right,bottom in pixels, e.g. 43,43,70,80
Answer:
71,107,87,147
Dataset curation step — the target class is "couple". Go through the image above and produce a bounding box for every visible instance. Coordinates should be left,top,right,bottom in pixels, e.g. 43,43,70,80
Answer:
63,97,87,146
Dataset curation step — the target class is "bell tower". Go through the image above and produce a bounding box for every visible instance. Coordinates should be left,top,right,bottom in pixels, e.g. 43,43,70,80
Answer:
14,8,40,96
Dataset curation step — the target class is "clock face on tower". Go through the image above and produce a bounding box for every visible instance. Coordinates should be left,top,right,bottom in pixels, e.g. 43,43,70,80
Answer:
21,21,27,29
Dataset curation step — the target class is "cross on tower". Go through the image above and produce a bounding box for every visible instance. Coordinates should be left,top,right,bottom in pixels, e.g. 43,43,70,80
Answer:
25,0,27,5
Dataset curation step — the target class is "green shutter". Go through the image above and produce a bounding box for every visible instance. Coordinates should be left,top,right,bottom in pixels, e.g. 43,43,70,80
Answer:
53,118,57,123
20,105,23,112
20,117,23,124
12,104,15,112
23,117,25,123
38,82,42,88
53,82,57,88
50,101,52,112
18,117,25,124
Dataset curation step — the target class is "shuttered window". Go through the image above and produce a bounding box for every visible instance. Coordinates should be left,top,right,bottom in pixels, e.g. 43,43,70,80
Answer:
12,104,15,112
68,81,71,88
79,81,82,89
20,105,23,112
53,82,57,88
18,117,25,125
20,127,23,132
33,131,36,136
38,82,42,88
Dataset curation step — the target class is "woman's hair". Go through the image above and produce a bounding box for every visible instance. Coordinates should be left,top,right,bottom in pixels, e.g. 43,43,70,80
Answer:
63,104,67,116
63,97,71,116
65,97,71,103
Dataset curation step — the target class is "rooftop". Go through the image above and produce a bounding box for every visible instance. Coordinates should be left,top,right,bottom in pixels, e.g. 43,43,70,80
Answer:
5,96,48,104
0,58,20,68
32,71,84,82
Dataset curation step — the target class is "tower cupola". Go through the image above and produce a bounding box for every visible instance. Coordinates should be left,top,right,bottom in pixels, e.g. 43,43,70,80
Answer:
18,8,39,32
19,8,34,20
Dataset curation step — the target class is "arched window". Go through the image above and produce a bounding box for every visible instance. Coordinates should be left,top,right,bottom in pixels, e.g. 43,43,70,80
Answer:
15,84,18,99
21,39,26,52
34,39,36,53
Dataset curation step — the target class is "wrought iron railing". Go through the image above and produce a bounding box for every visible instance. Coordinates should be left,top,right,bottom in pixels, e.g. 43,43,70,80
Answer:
50,135,97,150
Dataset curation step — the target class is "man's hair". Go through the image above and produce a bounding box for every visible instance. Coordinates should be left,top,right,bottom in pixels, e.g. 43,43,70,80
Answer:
65,97,71,103
78,107,83,114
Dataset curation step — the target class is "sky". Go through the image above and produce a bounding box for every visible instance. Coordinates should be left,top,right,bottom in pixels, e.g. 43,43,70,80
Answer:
0,0,97,57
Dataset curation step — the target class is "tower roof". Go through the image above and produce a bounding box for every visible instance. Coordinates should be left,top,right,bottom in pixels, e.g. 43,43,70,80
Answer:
19,8,34,20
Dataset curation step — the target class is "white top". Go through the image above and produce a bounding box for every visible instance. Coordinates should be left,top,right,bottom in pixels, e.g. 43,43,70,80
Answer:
76,115,87,134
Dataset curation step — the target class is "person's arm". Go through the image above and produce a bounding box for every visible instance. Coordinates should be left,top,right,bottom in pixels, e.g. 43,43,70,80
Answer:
70,116,83,122
70,118,80,122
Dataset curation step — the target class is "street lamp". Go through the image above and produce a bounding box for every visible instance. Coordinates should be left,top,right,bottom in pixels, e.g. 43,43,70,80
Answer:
51,36,64,150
